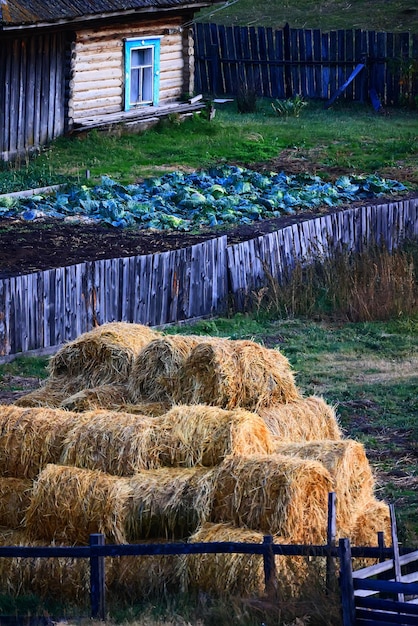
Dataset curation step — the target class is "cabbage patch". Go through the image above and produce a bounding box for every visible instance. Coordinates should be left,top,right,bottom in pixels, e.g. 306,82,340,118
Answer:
3,166,406,230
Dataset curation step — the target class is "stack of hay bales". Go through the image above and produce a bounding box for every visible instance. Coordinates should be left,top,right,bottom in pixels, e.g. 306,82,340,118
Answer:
0,321,389,604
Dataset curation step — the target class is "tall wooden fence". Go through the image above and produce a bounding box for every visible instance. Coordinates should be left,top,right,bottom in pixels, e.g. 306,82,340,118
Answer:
193,23,418,105
0,199,417,359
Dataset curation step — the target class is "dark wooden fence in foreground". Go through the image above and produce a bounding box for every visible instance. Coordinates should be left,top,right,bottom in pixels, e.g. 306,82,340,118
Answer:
1,198,417,359
193,23,418,105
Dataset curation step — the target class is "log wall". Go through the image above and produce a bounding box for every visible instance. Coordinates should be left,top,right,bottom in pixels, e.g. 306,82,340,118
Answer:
0,200,417,358
69,16,189,125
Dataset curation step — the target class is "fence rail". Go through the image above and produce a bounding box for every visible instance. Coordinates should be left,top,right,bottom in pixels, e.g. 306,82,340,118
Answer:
193,23,418,105
0,199,417,359
0,532,408,621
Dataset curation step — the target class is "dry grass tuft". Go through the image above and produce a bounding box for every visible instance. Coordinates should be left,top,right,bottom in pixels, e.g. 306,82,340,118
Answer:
175,339,299,409
0,406,78,478
258,395,342,442
272,439,375,536
126,467,217,541
49,322,160,390
0,478,32,528
25,464,133,545
212,454,332,543
128,334,204,403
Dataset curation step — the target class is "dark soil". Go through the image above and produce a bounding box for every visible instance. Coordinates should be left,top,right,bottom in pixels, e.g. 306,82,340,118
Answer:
1,191,415,279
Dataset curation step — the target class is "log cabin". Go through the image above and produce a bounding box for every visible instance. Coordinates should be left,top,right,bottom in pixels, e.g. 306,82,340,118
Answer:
0,0,219,161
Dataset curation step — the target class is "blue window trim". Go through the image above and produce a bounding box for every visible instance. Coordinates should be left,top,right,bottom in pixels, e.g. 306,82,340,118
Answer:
124,37,161,110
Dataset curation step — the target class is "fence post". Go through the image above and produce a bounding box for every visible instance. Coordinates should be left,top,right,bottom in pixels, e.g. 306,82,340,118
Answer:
326,492,337,594
339,538,355,626
90,533,106,620
263,535,277,594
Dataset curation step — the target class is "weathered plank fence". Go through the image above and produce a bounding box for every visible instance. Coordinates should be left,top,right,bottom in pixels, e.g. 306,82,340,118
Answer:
0,199,417,359
193,23,418,105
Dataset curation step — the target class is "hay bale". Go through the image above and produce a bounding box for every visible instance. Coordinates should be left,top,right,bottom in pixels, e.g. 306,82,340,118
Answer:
272,440,375,537
351,498,391,547
180,522,310,598
175,339,300,410
128,334,204,403
48,322,160,390
25,464,133,545
14,377,80,408
109,543,183,601
0,406,79,478
0,529,97,603
121,401,172,417
258,396,342,442
0,478,32,528
212,454,332,543
60,410,156,475
126,467,217,541
147,405,274,468
60,405,273,475
60,384,130,412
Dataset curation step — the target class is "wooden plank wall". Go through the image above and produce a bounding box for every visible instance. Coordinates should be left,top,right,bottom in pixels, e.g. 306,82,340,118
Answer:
0,32,68,161
1,201,417,358
227,199,418,310
0,236,228,357
193,23,418,105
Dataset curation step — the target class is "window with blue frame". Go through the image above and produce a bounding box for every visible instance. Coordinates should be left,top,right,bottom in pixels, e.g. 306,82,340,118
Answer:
124,38,161,110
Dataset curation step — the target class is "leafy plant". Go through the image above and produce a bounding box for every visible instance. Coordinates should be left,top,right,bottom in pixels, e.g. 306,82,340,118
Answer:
271,94,308,117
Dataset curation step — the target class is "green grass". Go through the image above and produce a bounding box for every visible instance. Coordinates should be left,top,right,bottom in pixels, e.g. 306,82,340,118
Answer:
196,0,418,32
2,101,417,191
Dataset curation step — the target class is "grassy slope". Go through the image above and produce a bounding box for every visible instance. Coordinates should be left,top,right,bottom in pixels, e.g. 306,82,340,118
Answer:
197,0,418,32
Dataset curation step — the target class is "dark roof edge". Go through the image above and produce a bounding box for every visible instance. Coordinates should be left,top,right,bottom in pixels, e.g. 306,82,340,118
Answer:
0,2,214,31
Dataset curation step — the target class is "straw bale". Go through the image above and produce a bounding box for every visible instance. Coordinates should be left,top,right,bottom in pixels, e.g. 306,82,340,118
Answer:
121,401,172,416
180,523,310,598
126,467,217,541
148,405,274,467
272,440,375,536
0,478,32,528
0,406,79,478
60,405,273,475
25,464,133,545
60,410,156,475
0,529,97,603
109,542,182,601
128,334,204,403
14,377,80,408
350,497,391,547
258,396,342,442
212,455,332,543
60,384,129,412
48,322,160,389
175,339,300,410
